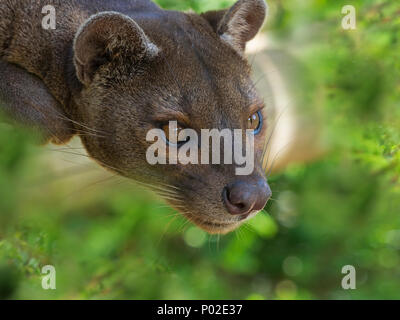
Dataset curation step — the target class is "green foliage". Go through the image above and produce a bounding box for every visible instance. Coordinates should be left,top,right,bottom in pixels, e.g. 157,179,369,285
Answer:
155,0,235,12
0,0,399,299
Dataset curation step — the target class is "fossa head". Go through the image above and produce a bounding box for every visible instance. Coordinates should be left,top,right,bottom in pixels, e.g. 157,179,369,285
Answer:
70,0,271,234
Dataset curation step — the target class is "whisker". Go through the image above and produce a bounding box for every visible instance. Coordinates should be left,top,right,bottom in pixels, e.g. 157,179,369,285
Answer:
156,215,181,248
261,105,289,173
266,138,297,177
24,98,111,140
61,173,120,200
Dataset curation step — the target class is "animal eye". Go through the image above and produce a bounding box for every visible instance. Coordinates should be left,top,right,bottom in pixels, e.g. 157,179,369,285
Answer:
161,123,189,146
247,111,263,134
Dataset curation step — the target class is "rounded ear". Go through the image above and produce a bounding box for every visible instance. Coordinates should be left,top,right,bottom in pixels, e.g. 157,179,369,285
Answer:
73,11,160,86
202,0,267,55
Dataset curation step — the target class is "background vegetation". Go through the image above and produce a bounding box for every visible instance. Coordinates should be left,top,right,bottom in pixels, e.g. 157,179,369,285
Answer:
0,0,399,299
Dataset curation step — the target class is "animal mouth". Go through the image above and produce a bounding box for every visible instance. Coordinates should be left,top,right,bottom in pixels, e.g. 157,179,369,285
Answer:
202,220,234,228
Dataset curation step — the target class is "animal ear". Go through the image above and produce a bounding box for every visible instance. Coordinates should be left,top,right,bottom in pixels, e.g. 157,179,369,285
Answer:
202,0,267,54
73,12,159,86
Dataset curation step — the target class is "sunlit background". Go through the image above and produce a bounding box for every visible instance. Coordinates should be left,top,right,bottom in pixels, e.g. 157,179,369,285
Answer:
0,0,399,299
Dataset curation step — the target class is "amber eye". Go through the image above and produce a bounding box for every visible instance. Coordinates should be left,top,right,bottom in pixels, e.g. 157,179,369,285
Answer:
161,123,189,146
247,111,263,134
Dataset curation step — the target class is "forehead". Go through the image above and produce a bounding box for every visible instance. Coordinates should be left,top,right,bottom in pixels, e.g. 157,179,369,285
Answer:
142,23,258,127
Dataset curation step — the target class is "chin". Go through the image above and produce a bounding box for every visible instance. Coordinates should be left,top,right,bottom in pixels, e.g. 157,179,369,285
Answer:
185,214,243,235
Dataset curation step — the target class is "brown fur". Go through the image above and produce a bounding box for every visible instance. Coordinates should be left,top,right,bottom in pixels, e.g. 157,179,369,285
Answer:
0,0,269,234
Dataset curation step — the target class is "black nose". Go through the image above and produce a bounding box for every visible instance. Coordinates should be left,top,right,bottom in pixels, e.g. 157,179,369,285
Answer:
223,179,271,217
